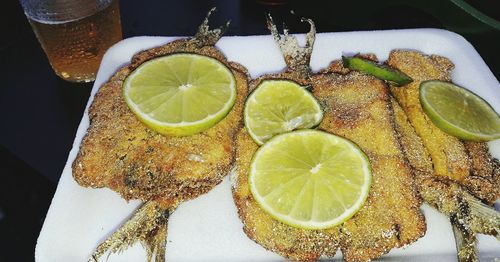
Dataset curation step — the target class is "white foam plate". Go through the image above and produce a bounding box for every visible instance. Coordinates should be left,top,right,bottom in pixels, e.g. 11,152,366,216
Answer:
36,29,500,261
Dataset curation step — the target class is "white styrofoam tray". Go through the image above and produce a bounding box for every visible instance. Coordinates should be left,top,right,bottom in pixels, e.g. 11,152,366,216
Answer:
36,29,500,261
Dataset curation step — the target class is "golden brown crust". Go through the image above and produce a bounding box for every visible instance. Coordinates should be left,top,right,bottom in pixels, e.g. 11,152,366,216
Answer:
313,71,426,262
393,88,500,249
230,68,342,261
462,142,500,204
232,129,340,261
387,49,500,204
72,38,249,202
232,62,426,262
75,12,252,261
387,50,470,183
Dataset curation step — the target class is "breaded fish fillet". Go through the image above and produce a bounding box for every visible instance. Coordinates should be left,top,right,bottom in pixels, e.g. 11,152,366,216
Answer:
387,50,500,261
232,128,341,261
232,69,426,262
72,21,248,203
313,69,425,261
387,50,500,204
231,17,425,261
71,10,250,261
392,95,500,261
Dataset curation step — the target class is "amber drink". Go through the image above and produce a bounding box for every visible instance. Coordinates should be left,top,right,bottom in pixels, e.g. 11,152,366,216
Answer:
21,0,122,82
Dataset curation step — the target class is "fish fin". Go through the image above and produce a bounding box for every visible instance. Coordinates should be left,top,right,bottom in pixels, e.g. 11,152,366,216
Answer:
88,201,174,262
265,13,315,76
451,217,478,262
192,7,230,47
461,193,500,239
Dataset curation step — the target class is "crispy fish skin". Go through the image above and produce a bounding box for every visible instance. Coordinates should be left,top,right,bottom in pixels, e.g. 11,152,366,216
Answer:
72,38,249,202
388,50,500,260
312,71,425,261
74,11,251,261
392,94,500,261
232,17,425,261
462,141,500,204
232,70,425,262
387,50,500,204
387,51,470,182
232,70,341,262
231,19,341,261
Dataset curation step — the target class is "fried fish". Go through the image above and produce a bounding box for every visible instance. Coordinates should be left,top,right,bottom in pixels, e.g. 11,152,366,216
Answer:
393,96,500,261
231,17,425,262
73,17,248,203
313,66,426,261
387,50,500,205
71,9,249,261
387,50,500,261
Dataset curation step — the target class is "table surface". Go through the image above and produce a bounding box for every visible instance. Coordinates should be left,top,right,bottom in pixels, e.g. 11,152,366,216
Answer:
0,0,499,261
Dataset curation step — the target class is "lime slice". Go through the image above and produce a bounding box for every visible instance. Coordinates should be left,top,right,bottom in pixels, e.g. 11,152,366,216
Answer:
420,80,500,141
123,53,236,136
249,130,371,229
244,80,323,145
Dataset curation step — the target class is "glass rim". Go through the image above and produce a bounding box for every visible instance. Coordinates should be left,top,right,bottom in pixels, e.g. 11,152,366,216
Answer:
20,0,115,23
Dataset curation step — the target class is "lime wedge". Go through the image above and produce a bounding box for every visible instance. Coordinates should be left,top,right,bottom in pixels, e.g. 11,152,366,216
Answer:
420,80,500,141
123,53,236,136
249,130,372,229
244,80,323,145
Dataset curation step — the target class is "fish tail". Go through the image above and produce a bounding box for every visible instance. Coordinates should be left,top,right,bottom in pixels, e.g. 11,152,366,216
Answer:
460,193,500,239
451,217,478,262
88,201,174,262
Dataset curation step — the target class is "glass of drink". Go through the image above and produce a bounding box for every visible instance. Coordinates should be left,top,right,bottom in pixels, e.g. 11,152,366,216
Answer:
19,0,122,82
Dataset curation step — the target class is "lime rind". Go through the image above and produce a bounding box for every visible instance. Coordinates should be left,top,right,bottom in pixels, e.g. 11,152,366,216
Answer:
420,80,500,141
249,130,372,230
244,80,323,145
123,53,236,136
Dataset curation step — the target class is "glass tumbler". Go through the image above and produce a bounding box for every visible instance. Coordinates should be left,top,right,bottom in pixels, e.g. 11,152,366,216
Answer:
20,0,122,82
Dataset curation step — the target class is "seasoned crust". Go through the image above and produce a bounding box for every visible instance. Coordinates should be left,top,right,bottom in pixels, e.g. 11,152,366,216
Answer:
231,69,342,261
72,38,249,201
231,63,426,262
232,129,340,261
387,49,500,204
313,71,426,262
462,142,500,204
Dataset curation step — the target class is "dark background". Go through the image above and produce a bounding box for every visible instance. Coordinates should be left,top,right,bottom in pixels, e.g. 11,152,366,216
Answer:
0,0,499,261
